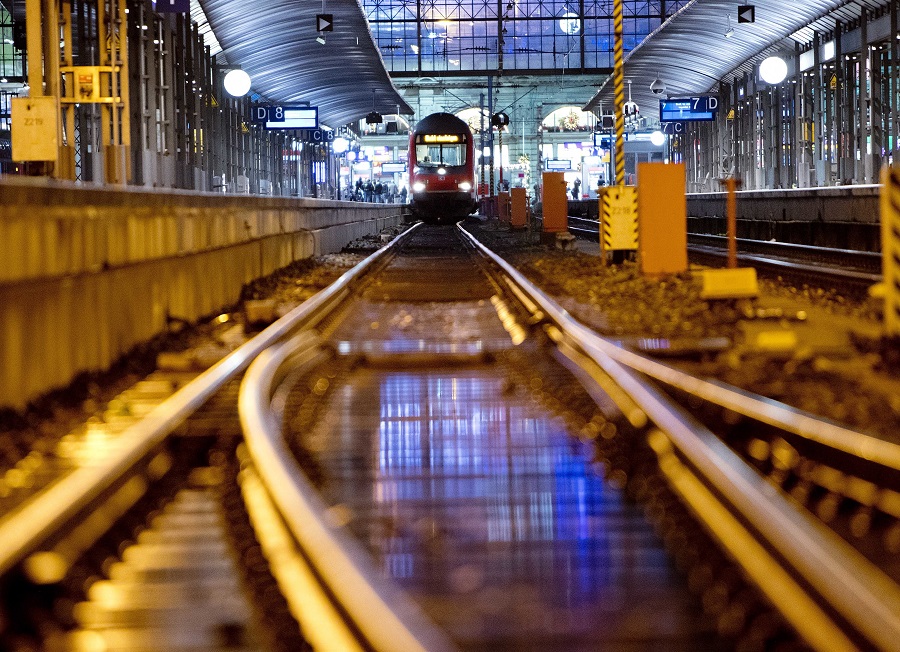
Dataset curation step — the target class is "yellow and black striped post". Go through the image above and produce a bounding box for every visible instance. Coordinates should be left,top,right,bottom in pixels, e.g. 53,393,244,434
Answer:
881,166,900,337
613,0,625,187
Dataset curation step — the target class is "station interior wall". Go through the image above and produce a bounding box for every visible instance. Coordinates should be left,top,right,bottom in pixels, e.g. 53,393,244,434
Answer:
5,3,900,196
670,3,900,192
0,0,333,197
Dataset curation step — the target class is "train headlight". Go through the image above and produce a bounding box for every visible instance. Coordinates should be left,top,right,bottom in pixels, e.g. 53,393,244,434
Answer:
458,182,472,191
412,182,426,192
437,167,447,175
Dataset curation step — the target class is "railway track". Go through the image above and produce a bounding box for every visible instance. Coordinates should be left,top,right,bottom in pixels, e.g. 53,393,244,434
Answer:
568,215,882,294
2,220,900,650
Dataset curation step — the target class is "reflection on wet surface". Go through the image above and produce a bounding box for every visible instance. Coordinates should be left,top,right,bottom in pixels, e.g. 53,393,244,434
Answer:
297,368,717,651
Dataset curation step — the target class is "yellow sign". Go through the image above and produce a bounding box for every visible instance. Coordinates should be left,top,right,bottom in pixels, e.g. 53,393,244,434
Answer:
830,73,837,90
726,108,735,120
700,268,759,300
60,66,121,104
601,186,638,251
423,134,461,143
73,66,100,101
11,97,58,162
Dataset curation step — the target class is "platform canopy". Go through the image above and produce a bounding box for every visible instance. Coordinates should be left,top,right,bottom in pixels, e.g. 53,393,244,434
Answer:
583,0,890,121
198,0,414,127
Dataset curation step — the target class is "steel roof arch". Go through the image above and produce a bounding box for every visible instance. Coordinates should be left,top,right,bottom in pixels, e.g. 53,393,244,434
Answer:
198,0,413,128
583,0,880,119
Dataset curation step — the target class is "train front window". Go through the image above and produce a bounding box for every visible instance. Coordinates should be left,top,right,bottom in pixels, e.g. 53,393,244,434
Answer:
416,143,466,167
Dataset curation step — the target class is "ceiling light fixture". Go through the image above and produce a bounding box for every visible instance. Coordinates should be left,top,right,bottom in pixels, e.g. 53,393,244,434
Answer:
223,69,251,97
760,56,788,84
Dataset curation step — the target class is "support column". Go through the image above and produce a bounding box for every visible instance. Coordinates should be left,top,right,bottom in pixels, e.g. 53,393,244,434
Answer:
58,0,76,178
859,10,871,183
871,43,884,179
833,21,843,184
892,2,899,167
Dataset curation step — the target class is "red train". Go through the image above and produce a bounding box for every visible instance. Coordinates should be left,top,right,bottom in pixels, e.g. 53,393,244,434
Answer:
408,112,477,222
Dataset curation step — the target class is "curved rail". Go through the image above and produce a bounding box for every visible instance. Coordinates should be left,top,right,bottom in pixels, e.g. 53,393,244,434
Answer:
458,222,900,651
0,223,419,579
238,220,457,650
240,334,457,652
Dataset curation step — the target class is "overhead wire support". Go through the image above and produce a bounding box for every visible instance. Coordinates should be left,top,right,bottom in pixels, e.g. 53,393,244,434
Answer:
612,0,624,186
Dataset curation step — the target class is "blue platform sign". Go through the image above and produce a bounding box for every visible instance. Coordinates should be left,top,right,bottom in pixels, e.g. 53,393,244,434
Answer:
154,0,190,13
659,96,719,122
251,105,319,130
300,129,334,143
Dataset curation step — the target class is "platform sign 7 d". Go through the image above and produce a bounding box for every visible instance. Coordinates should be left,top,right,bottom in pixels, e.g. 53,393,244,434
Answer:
660,96,719,122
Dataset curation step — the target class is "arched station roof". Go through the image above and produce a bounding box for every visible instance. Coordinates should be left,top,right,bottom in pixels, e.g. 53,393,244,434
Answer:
198,0,414,128
583,0,891,120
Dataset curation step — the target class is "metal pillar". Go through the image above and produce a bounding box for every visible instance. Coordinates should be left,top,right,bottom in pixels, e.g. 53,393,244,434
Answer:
892,2,899,167
488,75,494,195
23,0,61,176
95,0,130,184
479,93,485,190
859,11,871,183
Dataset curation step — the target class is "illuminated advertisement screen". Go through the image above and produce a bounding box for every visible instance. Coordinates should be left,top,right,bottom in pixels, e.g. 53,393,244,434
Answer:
546,159,572,170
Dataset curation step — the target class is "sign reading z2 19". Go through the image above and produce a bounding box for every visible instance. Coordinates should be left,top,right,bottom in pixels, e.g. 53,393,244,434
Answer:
659,96,718,122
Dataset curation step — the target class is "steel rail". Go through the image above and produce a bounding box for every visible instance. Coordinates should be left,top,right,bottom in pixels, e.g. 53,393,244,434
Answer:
240,335,457,652
238,220,457,651
0,222,420,579
689,242,882,284
564,215,883,281
688,232,881,270
458,222,900,651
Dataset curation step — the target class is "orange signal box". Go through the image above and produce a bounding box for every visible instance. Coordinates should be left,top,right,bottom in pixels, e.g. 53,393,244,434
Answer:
637,162,687,276
542,171,568,232
510,187,527,228
498,191,510,222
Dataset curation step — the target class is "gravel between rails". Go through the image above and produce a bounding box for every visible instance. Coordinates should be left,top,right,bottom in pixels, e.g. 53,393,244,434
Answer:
3,219,898,465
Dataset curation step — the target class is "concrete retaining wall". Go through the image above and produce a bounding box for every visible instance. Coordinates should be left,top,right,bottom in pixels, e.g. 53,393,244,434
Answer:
686,185,881,250
0,179,405,410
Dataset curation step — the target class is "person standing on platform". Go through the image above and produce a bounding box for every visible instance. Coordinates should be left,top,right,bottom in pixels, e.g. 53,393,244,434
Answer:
572,178,581,200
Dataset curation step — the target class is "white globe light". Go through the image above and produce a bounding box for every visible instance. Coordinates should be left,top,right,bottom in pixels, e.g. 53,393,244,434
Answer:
759,56,788,85
650,130,666,147
223,69,251,97
333,137,350,154
558,12,580,35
